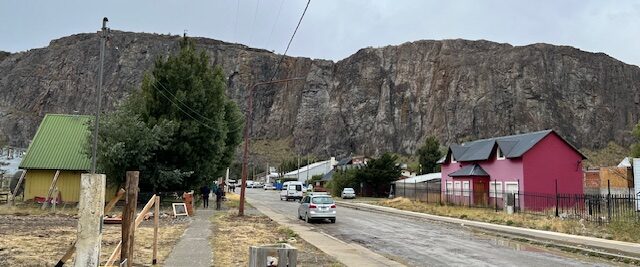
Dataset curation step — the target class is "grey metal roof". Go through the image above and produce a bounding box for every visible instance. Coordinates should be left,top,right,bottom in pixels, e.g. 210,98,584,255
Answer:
321,170,334,181
448,164,489,177
445,130,585,162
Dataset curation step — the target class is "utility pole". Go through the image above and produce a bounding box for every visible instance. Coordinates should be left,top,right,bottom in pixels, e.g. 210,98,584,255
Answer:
297,155,301,181
90,17,109,174
238,77,304,216
306,155,310,184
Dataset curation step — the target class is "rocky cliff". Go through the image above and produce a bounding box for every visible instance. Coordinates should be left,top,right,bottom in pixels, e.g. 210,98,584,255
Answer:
1,31,639,157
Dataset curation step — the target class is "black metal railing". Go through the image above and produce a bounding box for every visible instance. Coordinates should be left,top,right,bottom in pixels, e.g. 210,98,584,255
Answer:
393,182,640,224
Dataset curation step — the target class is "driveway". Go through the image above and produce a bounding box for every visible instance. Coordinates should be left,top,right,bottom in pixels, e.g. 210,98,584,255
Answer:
245,189,618,267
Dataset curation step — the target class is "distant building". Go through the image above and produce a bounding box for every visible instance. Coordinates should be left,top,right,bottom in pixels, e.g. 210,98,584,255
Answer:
283,157,337,183
439,130,586,209
19,114,117,203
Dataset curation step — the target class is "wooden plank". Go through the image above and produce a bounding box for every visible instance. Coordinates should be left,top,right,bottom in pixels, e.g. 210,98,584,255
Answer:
105,194,156,267
73,174,106,267
54,241,77,267
55,188,125,266
152,196,159,265
121,171,139,267
8,170,27,205
42,170,61,209
104,188,126,214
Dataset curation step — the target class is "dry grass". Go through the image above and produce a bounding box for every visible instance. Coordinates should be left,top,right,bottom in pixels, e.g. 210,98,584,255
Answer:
211,209,344,266
377,197,640,243
0,207,188,266
582,142,630,168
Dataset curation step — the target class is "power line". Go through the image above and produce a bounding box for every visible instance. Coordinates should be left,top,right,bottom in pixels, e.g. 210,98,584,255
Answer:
247,0,262,46
264,0,286,49
269,0,311,81
152,81,245,132
233,0,241,42
152,84,217,131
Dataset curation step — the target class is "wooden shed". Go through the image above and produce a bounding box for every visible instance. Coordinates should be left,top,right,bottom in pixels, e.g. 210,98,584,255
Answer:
19,114,115,203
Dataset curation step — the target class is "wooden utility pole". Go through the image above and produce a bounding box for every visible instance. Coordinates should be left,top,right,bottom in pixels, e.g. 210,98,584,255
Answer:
238,78,304,216
121,171,139,267
73,173,106,267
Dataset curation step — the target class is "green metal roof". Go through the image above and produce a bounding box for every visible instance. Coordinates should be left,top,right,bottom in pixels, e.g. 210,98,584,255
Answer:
19,114,93,171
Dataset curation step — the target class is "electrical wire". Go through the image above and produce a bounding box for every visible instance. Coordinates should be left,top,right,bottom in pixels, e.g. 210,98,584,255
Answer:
153,83,217,131
264,0,286,49
152,81,245,132
269,0,311,81
247,0,262,46
233,0,241,43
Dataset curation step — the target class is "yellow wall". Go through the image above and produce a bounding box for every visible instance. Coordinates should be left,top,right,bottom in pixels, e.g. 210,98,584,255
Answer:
24,170,117,203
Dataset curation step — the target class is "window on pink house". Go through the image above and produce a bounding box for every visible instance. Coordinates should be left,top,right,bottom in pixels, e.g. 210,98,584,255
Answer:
489,181,503,198
454,181,462,196
497,148,505,160
462,181,470,196
446,181,453,195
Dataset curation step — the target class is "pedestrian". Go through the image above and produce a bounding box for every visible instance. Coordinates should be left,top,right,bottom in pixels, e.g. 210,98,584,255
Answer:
200,185,211,208
215,183,224,210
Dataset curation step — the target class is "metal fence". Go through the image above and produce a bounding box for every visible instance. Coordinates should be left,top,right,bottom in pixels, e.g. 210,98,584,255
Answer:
393,183,640,224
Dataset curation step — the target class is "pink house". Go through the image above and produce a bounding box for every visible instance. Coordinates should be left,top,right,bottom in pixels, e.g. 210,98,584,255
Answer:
438,130,586,209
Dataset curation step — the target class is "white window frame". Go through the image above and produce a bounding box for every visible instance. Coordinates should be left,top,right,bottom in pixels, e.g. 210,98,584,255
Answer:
446,181,453,195
497,148,505,160
505,181,519,199
489,181,503,198
454,181,462,196
462,181,470,197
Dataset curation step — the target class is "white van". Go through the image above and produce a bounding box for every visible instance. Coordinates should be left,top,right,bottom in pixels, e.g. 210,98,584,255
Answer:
280,181,304,201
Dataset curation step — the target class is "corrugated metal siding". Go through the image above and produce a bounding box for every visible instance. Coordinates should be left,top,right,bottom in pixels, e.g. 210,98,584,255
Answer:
25,170,116,202
19,114,92,171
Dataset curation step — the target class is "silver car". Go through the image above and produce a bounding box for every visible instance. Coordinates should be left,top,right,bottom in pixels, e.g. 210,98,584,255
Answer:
297,194,336,223
341,188,356,199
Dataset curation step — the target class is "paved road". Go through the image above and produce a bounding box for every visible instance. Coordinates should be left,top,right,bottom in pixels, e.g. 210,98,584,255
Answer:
246,189,620,267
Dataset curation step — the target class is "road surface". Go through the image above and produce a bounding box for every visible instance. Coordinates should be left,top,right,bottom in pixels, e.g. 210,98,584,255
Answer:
246,189,620,267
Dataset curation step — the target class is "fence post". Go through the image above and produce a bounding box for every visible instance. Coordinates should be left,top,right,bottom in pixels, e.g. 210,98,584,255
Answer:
555,179,559,217
444,183,448,205
494,179,498,212
121,171,140,267
468,182,471,207
607,180,611,222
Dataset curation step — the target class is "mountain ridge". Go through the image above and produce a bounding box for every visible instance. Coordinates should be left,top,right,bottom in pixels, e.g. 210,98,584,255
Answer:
1,30,639,157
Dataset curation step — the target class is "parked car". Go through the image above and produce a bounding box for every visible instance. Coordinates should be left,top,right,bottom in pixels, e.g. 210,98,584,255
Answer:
280,181,304,201
341,188,356,199
263,183,276,190
298,193,336,223
245,180,255,188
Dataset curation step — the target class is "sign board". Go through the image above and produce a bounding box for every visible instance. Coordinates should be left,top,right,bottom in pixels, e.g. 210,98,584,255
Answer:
172,203,189,217
633,158,640,211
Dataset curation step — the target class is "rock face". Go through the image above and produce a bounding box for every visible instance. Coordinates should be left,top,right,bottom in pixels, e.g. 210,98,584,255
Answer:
1,31,640,157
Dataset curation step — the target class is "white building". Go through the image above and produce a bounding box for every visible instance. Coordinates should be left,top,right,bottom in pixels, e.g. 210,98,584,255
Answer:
283,157,337,182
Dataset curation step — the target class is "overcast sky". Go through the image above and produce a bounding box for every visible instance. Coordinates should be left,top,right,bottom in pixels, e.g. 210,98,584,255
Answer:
1,1,639,66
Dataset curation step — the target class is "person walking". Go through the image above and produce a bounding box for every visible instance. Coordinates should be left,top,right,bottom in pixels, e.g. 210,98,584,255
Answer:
200,185,211,208
215,183,224,210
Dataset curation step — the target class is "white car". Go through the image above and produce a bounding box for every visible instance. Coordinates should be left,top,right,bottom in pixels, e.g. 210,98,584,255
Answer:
298,193,336,223
341,188,356,199
263,183,276,190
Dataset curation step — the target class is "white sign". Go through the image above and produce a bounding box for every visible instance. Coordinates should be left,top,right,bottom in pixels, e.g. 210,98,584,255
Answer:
632,158,640,211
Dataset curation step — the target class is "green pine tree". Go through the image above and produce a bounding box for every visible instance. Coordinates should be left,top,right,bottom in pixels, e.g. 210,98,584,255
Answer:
416,136,442,174
91,37,244,191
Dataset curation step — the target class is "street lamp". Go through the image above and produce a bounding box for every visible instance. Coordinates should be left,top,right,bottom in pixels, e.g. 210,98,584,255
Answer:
238,77,305,216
